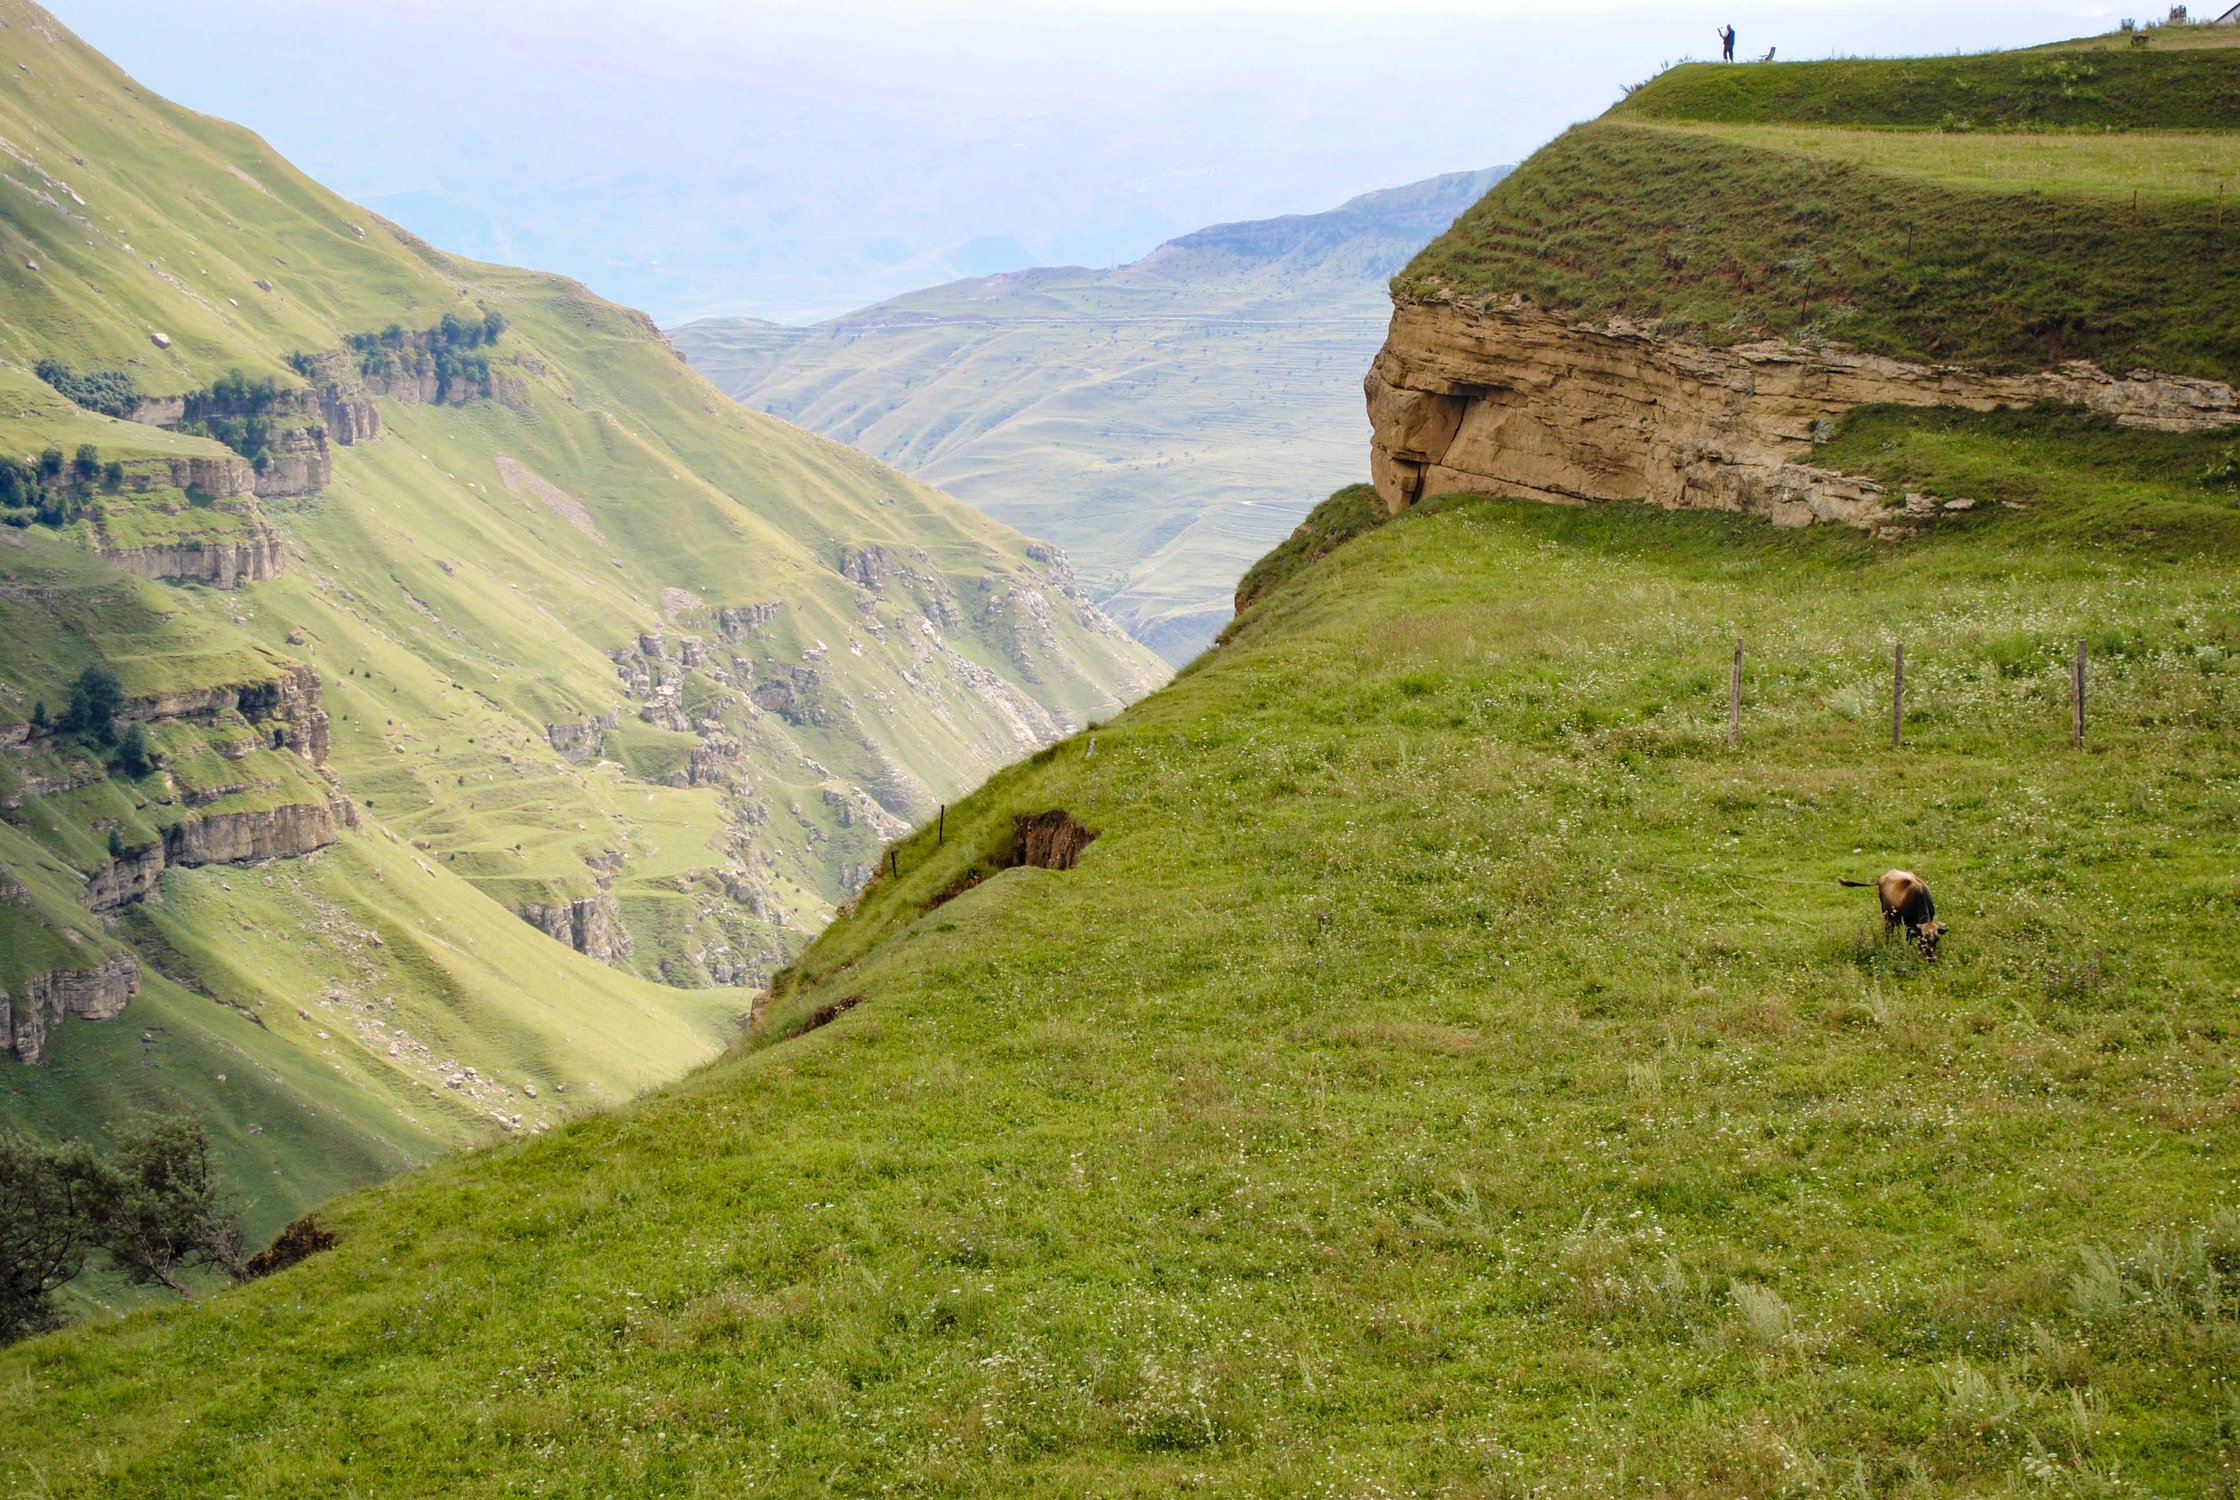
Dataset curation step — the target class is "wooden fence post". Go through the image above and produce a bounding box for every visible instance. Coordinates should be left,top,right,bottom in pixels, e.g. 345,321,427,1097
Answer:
1728,638,1743,750
938,804,945,844
1892,642,1905,749
2073,640,2087,748
889,849,898,879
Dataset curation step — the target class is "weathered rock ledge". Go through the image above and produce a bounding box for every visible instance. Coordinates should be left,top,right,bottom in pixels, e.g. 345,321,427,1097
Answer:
1366,299,2240,528
3,956,140,1063
160,796,351,868
520,892,634,966
98,528,286,588
126,662,333,762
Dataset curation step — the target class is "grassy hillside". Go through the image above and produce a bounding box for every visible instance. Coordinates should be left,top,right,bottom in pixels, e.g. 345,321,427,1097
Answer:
5,395,2237,1487
0,0,1160,1255
1399,34,2240,379
674,170,1503,664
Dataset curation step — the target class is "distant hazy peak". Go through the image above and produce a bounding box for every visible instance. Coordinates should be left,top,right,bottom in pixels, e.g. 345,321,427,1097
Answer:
1141,166,1510,265
1332,167,1514,219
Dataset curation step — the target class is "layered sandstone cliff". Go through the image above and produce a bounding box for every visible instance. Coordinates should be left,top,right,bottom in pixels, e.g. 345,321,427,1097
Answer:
126,663,333,760
98,528,286,588
1366,299,2240,529
2,956,141,1064
251,428,333,500
160,796,351,868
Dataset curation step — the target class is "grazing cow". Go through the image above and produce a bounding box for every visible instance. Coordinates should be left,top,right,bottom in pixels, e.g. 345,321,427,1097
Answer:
1839,869,1945,957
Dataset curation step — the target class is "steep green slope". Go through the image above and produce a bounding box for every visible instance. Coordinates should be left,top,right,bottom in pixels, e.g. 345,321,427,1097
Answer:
674,170,1503,664
1399,33,2240,379
0,0,1160,1248
6,419,2237,1488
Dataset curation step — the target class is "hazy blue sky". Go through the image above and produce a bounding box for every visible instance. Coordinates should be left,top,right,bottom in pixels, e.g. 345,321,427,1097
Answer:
57,0,2125,324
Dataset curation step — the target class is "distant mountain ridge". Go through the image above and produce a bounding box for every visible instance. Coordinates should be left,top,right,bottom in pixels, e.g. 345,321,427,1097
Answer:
673,167,1506,663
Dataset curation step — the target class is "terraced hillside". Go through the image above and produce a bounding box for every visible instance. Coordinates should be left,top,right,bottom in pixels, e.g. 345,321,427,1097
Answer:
675,169,1503,664
0,0,1161,1254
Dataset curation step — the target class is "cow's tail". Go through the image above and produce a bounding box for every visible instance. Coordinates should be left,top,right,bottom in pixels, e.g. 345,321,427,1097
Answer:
1836,878,1875,888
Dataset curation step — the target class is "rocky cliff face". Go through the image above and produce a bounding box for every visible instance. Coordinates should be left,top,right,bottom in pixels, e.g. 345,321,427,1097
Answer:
1366,299,2240,529
127,663,332,762
317,386,382,445
160,795,350,868
3,956,140,1064
6,660,349,1060
99,527,286,588
85,842,164,912
520,892,634,966
545,712,619,763
156,455,260,499
251,429,333,500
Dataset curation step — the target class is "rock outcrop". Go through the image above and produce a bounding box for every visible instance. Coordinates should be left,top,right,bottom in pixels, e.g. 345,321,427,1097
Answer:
126,663,333,763
160,796,349,867
251,428,333,499
839,545,893,589
99,527,286,588
714,602,780,640
317,386,382,445
3,956,141,1063
545,712,619,762
1366,299,2240,528
85,842,165,911
158,454,259,499
520,893,633,966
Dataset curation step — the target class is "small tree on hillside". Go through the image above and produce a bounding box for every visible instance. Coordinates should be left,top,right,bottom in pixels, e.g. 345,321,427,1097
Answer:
71,445,99,486
0,1134,109,1343
37,447,63,482
98,1116,245,1297
116,721,154,778
61,666,124,748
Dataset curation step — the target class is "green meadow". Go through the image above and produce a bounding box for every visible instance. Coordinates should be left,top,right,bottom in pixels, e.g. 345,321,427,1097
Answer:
6,399,2238,1488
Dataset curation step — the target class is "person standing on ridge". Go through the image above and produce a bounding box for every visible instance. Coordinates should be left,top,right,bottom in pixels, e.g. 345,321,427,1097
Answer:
1719,23,1737,60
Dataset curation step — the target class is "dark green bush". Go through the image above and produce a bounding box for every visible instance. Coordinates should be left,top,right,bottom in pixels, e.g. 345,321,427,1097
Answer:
33,359,140,418
61,666,123,748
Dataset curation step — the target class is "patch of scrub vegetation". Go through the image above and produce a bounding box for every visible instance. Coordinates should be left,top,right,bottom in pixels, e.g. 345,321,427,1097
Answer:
8,477,2235,1491
31,359,138,418
1400,37,2240,380
323,309,507,402
0,441,128,527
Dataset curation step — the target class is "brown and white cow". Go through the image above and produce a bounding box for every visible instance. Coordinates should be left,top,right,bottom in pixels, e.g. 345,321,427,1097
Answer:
1840,869,1945,958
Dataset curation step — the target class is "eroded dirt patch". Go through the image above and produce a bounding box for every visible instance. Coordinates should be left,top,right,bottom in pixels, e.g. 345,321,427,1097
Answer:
496,455,603,540
1008,810,1098,871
